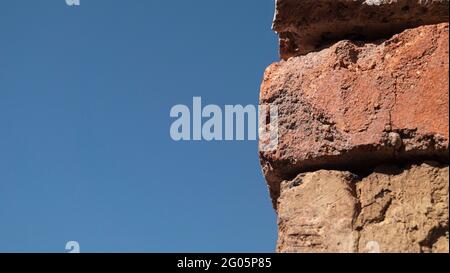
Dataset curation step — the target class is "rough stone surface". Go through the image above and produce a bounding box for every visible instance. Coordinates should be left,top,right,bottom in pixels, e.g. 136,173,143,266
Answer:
273,0,450,59
260,23,449,207
277,162,449,253
277,170,359,252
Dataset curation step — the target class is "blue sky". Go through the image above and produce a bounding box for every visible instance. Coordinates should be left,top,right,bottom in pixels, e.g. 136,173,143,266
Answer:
0,1,279,252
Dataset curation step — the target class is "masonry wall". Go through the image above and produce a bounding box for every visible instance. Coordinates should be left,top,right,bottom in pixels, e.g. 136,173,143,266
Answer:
259,0,449,253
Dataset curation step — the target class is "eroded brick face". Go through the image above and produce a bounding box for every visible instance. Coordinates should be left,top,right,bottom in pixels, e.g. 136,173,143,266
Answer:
273,0,449,58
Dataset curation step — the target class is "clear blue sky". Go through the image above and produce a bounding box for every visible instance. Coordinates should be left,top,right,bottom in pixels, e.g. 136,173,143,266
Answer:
0,1,279,252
